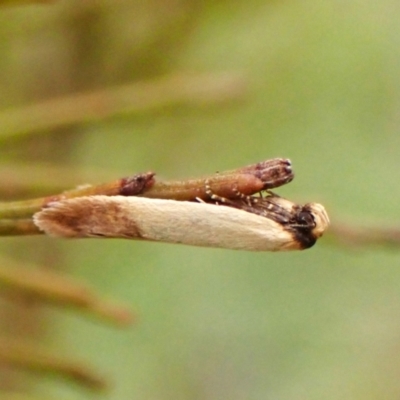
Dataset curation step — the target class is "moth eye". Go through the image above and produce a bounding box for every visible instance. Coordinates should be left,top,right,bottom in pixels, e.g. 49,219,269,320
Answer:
297,210,315,228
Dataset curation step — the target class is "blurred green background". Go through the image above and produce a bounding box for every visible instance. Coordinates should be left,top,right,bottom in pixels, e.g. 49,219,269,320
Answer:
1,1,400,399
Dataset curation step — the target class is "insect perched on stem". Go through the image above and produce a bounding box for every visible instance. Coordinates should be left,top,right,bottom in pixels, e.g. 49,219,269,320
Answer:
33,158,329,251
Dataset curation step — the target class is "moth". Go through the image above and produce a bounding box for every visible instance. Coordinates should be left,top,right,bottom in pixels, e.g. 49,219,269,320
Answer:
33,193,329,251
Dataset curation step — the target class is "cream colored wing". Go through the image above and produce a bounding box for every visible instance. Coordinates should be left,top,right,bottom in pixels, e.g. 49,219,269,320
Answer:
33,196,328,251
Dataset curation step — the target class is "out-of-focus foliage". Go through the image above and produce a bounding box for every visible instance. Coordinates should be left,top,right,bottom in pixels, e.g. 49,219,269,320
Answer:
1,1,400,399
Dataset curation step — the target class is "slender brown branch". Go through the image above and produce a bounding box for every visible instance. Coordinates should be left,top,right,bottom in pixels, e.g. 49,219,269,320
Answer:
0,162,123,199
0,257,134,326
0,337,107,391
328,222,400,248
2,161,398,249
5,161,398,250
140,158,293,200
0,173,155,220
0,72,246,143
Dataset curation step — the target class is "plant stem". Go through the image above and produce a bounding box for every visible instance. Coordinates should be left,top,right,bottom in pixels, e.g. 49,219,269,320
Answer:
0,72,246,143
0,337,107,391
0,158,293,236
0,258,134,326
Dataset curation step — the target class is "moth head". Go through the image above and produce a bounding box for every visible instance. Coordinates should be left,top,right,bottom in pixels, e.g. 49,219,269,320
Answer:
304,202,330,238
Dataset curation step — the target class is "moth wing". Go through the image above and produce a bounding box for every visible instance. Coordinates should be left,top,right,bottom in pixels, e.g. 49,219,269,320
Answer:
34,196,299,251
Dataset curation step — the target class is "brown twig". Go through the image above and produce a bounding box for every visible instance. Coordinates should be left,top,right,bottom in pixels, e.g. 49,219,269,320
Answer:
0,162,124,200
0,172,156,220
0,337,107,391
0,257,134,326
0,72,246,143
328,222,400,249
139,158,293,200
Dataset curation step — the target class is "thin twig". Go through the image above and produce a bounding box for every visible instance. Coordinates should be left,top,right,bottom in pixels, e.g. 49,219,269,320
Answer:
0,257,134,326
0,172,155,220
328,222,400,248
0,162,123,199
0,337,107,391
140,158,293,200
0,72,246,143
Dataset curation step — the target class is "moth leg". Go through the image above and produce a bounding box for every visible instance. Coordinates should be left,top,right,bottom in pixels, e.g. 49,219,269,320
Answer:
265,189,281,198
204,179,255,207
204,179,230,205
229,186,256,206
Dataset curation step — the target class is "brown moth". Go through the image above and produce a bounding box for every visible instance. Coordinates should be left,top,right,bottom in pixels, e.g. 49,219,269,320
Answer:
33,194,329,251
